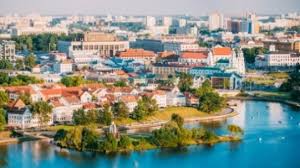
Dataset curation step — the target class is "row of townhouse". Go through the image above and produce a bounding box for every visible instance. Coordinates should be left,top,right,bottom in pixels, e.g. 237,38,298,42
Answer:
4,83,190,129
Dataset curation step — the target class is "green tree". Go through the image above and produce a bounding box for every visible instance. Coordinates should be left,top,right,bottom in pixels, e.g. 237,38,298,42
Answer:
66,127,83,151
178,73,193,92
54,129,68,147
171,113,184,128
112,102,129,118
0,59,13,70
24,53,36,69
0,91,9,107
195,80,213,97
114,81,127,87
118,135,133,151
101,133,118,153
31,101,53,127
132,96,158,121
73,109,88,125
198,92,225,113
15,59,24,70
98,105,113,125
61,76,84,87
0,72,9,85
81,127,99,151
227,124,244,136
0,108,6,131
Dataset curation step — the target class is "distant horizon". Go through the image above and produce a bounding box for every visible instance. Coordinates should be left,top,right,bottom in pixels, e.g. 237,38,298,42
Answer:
0,0,299,16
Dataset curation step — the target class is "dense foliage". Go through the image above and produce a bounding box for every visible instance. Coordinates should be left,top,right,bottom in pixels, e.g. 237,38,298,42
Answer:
12,33,83,52
196,80,226,113
131,96,158,121
54,113,243,153
0,108,6,131
112,102,130,119
242,47,268,64
280,72,300,101
0,72,42,86
31,101,53,127
61,76,84,87
73,106,113,126
178,73,193,92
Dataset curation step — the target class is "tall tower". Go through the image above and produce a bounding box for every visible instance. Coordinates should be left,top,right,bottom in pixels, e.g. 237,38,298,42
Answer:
209,12,224,31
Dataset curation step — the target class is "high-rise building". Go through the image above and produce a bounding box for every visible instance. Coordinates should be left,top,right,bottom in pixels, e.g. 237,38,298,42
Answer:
163,17,172,27
246,13,260,34
0,40,15,61
209,12,224,31
179,19,187,27
145,16,156,28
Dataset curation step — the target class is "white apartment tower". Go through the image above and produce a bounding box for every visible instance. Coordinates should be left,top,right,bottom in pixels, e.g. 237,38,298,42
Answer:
209,12,224,31
163,17,172,27
146,16,156,28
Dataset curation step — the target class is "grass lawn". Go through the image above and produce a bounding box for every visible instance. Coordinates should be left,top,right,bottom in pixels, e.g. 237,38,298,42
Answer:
114,118,136,125
144,107,210,122
246,72,289,86
47,125,76,132
252,91,291,99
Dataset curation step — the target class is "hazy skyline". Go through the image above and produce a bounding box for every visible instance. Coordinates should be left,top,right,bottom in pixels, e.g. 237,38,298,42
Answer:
0,0,299,16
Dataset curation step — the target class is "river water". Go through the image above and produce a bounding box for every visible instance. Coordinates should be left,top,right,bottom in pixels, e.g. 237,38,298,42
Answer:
1,100,300,168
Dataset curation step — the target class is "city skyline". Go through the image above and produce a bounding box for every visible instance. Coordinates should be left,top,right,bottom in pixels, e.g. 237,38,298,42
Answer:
0,0,299,16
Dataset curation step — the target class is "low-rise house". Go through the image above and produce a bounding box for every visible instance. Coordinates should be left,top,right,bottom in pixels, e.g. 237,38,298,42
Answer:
53,60,73,74
50,97,82,123
7,99,52,129
119,95,138,112
160,86,186,106
149,90,167,108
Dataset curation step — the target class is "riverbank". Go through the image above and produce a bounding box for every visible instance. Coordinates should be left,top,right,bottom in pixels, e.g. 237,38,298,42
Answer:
119,107,237,132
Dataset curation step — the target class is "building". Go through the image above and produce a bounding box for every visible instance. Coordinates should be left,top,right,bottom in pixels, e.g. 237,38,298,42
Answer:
164,42,200,54
150,63,198,78
263,40,300,53
53,60,73,74
145,16,156,28
163,17,172,27
117,49,156,62
189,67,223,76
179,51,208,64
210,72,243,90
7,99,53,129
209,12,224,31
0,40,15,61
255,51,300,68
58,32,129,57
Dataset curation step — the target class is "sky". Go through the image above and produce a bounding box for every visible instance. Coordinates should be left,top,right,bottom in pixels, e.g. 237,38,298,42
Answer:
0,0,299,16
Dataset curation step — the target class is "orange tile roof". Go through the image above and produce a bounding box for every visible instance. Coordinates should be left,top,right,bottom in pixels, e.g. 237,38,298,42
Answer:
119,95,137,103
4,86,36,94
83,103,96,110
212,47,232,56
10,99,26,109
118,49,156,58
181,52,208,59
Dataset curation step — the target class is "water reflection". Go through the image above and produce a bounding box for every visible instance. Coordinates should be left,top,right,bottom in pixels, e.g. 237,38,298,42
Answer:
0,100,300,168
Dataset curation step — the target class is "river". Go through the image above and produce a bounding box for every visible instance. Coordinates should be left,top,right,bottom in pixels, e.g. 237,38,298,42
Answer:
1,100,300,168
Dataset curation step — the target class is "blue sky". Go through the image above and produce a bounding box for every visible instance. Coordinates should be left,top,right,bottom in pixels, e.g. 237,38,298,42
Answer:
0,0,299,15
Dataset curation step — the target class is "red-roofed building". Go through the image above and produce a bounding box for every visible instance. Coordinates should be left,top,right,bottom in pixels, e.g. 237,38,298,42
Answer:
179,51,208,64
117,49,156,62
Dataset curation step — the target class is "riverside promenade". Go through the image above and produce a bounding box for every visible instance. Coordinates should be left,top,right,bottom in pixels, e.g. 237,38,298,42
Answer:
120,107,238,132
